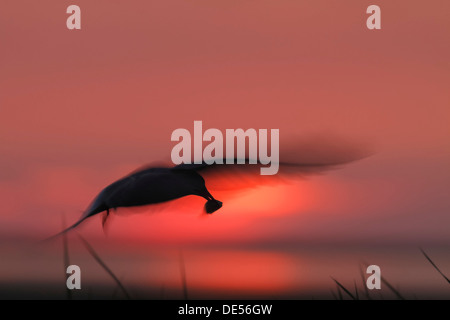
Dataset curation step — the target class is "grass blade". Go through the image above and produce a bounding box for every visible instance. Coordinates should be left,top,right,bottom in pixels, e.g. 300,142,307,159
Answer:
336,284,343,300
111,276,125,299
61,215,72,300
361,261,403,300
331,278,356,300
380,276,404,300
359,264,371,300
330,289,338,300
421,248,450,284
179,250,188,300
77,233,131,299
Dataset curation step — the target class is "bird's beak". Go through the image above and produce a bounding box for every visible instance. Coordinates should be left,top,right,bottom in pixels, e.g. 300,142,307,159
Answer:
204,200,223,214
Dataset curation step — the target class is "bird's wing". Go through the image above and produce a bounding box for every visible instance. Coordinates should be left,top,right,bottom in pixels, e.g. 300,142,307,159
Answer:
172,136,371,191
124,161,173,177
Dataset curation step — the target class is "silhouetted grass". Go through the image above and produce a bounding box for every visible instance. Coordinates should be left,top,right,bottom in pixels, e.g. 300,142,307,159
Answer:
331,248,450,300
61,215,72,300
77,234,131,299
336,284,343,300
330,289,338,300
112,276,126,299
359,265,371,300
421,248,450,284
331,277,356,300
380,274,404,300
179,250,188,300
354,281,359,300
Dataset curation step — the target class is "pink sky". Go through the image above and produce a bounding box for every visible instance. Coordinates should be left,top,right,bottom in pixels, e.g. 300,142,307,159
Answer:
0,0,449,247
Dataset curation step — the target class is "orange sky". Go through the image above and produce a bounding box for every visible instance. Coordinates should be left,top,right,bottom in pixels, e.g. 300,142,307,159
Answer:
0,0,449,248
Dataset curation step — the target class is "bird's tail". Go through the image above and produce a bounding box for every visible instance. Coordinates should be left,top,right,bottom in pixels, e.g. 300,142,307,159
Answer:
43,218,87,242
43,203,108,242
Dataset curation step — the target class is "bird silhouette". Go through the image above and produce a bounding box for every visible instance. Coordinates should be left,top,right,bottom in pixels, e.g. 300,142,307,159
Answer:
48,137,370,239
